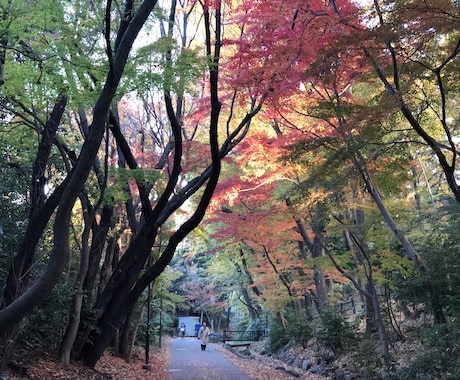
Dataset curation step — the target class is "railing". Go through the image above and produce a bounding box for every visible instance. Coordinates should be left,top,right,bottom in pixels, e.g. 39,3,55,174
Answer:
335,298,356,313
223,330,265,343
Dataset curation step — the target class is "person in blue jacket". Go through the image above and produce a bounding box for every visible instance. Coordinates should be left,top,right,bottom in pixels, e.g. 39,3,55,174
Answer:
194,322,201,338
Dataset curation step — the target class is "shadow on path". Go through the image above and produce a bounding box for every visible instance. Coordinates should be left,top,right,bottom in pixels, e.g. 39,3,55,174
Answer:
168,337,253,380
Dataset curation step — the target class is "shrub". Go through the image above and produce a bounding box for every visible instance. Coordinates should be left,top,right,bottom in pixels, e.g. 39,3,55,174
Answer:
265,314,313,354
244,318,265,340
20,279,74,353
314,308,355,353
391,322,460,379
353,334,379,379
285,315,312,349
266,319,288,354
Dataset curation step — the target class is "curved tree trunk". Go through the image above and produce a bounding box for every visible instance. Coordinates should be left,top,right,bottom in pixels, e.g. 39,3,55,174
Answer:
59,198,91,365
0,95,67,369
289,203,329,314
80,1,266,366
0,0,158,335
1,95,67,309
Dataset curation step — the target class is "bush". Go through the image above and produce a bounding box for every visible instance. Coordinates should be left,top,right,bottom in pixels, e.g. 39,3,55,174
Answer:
394,351,460,380
20,279,74,353
265,314,313,354
314,308,355,353
391,322,460,379
266,319,288,354
353,334,380,379
285,315,312,349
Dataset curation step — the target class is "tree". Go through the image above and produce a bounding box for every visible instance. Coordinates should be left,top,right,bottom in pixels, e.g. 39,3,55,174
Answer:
339,0,460,202
0,0,267,368
0,1,155,362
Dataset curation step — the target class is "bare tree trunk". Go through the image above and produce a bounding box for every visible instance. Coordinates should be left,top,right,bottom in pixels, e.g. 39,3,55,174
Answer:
312,231,329,313
328,206,392,369
0,95,67,368
353,153,446,323
235,263,258,320
364,282,377,334
60,189,109,364
290,202,329,314
368,277,392,369
120,301,145,362
59,202,91,364
0,0,157,337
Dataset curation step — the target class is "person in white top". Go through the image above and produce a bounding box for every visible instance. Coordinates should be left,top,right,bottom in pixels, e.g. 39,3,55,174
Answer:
198,321,211,351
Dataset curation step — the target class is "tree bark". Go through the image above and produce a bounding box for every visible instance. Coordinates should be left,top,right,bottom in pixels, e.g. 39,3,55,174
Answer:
289,201,329,314
235,263,258,320
0,0,158,336
80,3,223,366
2,94,67,309
59,195,92,365
0,95,67,368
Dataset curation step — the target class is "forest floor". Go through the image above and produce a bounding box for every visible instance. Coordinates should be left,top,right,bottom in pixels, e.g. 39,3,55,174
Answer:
3,336,328,380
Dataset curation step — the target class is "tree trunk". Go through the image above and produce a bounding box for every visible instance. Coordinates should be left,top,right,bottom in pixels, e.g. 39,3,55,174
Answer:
240,249,262,297
1,95,67,309
82,206,114,297
330,205,392,368
288,199,329,314
97,236,120,298
120,302,144,362
368,277,392,369
59,192,98,364
354,153,427,271
312,231,329,314
0,0,158,335
354,153,446,323
81,4,228,366
0,96,67,367
364,282,377,334
235,263,257,320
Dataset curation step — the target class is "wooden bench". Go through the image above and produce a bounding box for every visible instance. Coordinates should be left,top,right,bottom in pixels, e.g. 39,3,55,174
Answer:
225,340,253,349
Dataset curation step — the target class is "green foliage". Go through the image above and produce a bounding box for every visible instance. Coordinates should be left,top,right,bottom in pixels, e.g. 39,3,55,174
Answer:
388,323,460,379
130,36,205,95
20,278,74,352
314,309,355,353
420,323,460,353
285,315,312,349
245,318,264,332
2,0,106,109
0,125,33,287
233,318,267,342
104,167,161,206
394,351,460,380
353,335,380,379
393,217,460,320
266,319,289,354
265,314,313,354
135,269,186,347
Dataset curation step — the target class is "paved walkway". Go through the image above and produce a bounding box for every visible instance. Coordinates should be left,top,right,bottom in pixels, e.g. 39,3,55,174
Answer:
168,337,254,380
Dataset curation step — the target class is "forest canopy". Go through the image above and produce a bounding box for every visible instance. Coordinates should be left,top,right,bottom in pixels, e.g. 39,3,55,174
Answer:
1,0,460,378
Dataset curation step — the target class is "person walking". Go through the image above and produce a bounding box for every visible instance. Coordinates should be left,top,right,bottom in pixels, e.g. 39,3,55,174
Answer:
194,322,201,338
198,321,211,351
179,323,186,338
